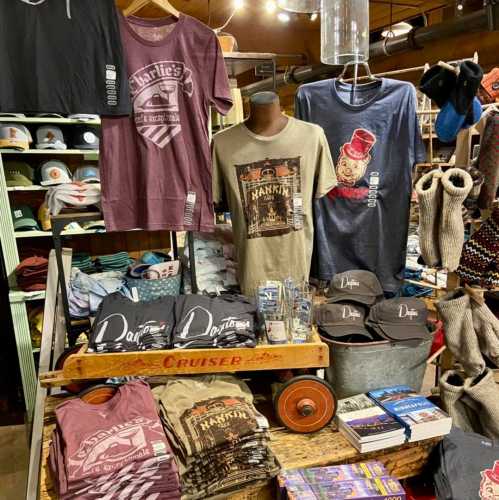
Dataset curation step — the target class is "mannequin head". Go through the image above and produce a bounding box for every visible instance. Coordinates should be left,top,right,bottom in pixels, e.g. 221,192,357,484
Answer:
249,91,279,105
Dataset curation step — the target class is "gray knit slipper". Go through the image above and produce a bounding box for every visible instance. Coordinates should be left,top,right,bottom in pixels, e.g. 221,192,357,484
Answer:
439,168,473,271
471,300,499,367
436,289,485,377
415,169,442,267
463,368,499,439
439,370,481,432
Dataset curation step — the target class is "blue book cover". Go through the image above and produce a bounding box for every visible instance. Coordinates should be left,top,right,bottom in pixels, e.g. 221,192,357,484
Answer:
367,386,451,439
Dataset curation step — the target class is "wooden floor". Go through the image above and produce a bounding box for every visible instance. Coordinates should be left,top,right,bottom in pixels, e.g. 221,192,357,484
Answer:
0,425,29,500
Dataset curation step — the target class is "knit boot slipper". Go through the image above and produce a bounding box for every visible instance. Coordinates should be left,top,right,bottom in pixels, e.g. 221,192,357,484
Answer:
415,170,442,267
471,300,499,367
463,368,499,439
439,168,473,271
439,370,481,432
436,289,485,376
461,166,484,209
456,206,499,287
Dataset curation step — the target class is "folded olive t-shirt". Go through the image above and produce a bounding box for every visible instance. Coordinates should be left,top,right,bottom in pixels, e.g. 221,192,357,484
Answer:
212,116,337,295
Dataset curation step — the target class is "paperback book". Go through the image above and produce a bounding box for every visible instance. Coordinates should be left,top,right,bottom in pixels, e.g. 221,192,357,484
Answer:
285,476,406,500
336,394,405,451
278,461,388,488
367,386,452,442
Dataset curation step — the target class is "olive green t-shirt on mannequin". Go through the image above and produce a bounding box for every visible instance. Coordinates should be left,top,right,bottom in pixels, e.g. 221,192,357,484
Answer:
212,116,337,295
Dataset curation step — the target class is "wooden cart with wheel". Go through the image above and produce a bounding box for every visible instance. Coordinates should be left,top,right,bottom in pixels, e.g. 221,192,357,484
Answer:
40,329,337,433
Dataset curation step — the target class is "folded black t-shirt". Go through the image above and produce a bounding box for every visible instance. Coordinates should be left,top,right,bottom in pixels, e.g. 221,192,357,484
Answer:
173,295,257,349
89,292,175,352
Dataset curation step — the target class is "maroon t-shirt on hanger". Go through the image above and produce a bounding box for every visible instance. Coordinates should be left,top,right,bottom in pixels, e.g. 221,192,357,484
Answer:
100,14,232,232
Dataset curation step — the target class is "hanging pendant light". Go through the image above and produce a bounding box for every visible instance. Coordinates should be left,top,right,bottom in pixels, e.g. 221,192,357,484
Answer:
277,0,320,13
321,0,370,65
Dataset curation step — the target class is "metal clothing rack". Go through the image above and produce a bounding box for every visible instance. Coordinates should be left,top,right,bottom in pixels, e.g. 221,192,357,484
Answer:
51,211,199,345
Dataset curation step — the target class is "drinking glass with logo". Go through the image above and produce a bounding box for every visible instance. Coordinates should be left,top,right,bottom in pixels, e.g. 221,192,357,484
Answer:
284,279,314,343
256,280,289,344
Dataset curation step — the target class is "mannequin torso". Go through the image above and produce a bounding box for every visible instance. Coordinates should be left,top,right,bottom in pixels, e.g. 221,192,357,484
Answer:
245,91,288,136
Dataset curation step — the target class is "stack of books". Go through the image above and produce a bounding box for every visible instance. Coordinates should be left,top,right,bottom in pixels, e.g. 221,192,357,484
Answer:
335,394,406,453
337,386,452,451
278,461,406,500
368,386,452,442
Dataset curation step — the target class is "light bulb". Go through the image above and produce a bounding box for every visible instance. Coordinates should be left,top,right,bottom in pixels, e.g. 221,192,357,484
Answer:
233,0,244,9
277,11,291,22
265,0,277,13
310,12,318,21
457,3,463,10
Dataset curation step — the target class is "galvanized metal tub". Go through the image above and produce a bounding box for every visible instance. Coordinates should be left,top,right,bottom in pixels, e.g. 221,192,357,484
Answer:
320,335,433,399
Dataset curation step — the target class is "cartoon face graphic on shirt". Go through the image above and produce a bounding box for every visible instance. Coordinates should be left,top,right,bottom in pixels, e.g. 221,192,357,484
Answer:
480,460,499,499
336,128,377,187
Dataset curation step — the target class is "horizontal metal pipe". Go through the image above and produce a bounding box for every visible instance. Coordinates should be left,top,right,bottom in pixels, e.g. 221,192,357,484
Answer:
240,8,490,96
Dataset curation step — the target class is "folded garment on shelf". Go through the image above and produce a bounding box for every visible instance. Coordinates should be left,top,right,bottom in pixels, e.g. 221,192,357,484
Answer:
173,294,257,349
15,256,48,291
49,380,181,500
72,252,97,274
45,182,101,215
153,375,278,500
95,251,134,273
88,292,175,352
68,269,129,318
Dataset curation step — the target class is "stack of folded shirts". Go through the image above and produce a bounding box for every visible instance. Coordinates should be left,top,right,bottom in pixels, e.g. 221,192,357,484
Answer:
68,269,129,318
72,252,96,274
45,182,101,215
173,294,257,348
88,292,175,352
15,256,48,291
95,252,134,273
184,233,238,293
153,375,279,500
49,380,181,500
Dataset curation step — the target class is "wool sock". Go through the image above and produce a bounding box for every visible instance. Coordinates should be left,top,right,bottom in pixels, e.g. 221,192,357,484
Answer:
439,168,473,271
439,370,481,433
415,169,442,267
436,289,485,377
463,368,499,439
471,299,499,367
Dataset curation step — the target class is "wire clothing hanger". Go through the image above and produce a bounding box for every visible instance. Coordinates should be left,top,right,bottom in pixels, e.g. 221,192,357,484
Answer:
337,61,381,105
124,0,180,18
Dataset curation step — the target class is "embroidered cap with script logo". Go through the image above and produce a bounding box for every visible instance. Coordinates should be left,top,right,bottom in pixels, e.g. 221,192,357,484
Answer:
326,270,383,306
366,297,430,342
315,302,372,340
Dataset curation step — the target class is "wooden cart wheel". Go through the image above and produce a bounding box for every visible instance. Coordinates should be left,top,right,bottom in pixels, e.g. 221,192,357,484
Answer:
274,375,337,433
55,346,94,394
78,384,120,404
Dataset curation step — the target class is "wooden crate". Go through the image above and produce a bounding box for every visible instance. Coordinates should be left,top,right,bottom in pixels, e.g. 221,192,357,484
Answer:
39,331,329,388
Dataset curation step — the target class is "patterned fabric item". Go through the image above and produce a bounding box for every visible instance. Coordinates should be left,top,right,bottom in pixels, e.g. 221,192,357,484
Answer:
125,274,181,301
456,206,499,288
477,111,499,210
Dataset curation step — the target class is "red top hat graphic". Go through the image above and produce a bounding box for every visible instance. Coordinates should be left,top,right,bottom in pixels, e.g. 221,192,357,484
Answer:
484,460,499,483
342,129,376,161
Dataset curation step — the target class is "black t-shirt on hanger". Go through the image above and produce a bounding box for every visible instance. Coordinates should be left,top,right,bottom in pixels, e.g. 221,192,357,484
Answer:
0,0,131,115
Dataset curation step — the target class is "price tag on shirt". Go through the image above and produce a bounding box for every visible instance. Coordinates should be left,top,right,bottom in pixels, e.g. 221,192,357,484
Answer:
293,193,303,230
